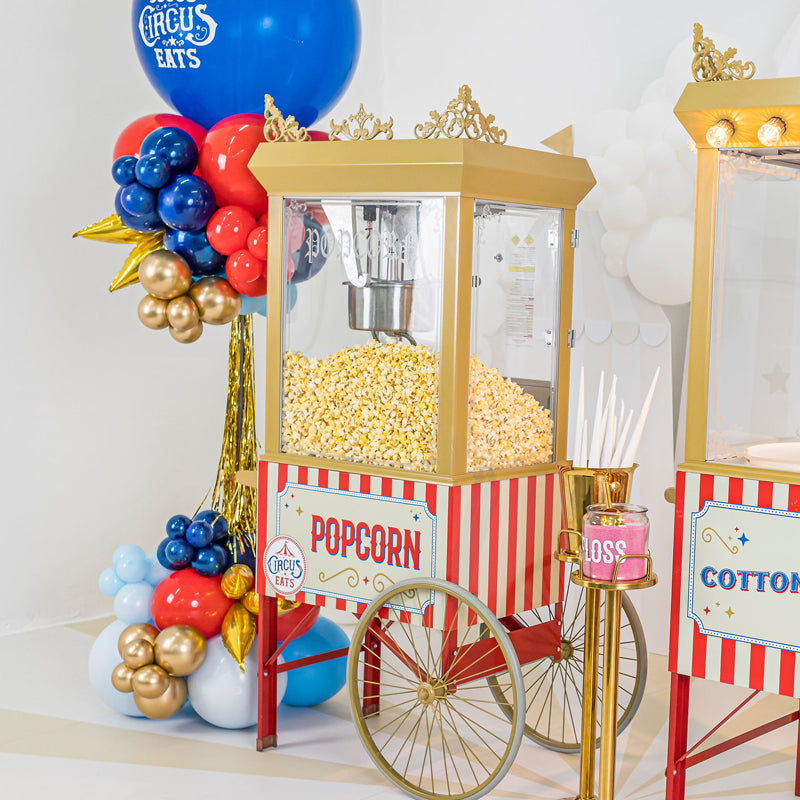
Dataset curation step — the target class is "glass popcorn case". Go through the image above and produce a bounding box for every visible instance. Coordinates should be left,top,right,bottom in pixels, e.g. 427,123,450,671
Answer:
249,139,593,480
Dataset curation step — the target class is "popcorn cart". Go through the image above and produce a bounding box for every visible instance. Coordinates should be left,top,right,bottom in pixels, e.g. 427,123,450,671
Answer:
667,74,800,799
249,92,647,799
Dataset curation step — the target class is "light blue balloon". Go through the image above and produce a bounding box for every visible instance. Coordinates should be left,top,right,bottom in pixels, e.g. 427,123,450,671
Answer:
87,619,145,717
114,554,148,584
98,567,124,597
112,543,146,568
187,635,285,729
239,294,266,316
281,616,349,706
144,550,171,587
113,581,154,624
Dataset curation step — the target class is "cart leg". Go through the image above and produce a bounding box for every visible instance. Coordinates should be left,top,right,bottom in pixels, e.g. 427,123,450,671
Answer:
257,594,279,751
795,699,800,797
578,586,600,800
665,672,690,800
362,619,382,716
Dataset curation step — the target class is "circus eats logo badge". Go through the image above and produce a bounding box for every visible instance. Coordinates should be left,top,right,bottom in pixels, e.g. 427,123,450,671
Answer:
137,1,218,70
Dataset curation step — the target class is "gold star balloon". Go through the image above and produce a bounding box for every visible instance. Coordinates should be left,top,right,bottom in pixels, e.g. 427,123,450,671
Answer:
73,214,164,292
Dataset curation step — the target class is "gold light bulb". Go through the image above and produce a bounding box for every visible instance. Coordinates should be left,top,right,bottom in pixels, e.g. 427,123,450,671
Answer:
757,116,786,146
706,119,735,148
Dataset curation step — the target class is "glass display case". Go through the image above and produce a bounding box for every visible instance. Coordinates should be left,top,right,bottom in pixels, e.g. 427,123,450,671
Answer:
707,148,800,468
250,139,594,481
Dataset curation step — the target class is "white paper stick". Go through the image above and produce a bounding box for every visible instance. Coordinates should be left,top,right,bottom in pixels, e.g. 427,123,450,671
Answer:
580,419,588,467
610,409,634,468
588,371,605,468
621,367,661,467
599,376,617,467
573,366,585,465
616,398,625,444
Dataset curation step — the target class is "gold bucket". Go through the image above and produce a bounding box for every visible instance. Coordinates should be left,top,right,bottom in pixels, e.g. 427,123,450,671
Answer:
556,463,637,562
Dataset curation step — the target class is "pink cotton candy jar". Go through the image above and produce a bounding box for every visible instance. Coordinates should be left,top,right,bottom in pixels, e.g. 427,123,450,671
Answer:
581,503,649,582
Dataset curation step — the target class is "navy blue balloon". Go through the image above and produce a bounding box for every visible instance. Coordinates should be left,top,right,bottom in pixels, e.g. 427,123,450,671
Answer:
119,182,157,216
114,188,164,232
191,544,228,577
157,174,216,231
185,520,214,549
164,538,194,568
131,0,361,129
140,127,198,174
166,513,191,539
112,156,138,186
164,228,226,276
135,154,171,189
291,217,328,283
156,538,174,570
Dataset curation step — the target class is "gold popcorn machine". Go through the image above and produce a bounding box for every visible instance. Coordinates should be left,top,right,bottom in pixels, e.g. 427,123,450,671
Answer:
248,90,645,799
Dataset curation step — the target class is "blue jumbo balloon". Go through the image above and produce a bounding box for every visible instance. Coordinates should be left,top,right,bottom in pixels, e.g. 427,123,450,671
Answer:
131,0,361,129
157,174,216,231
164,228,226,276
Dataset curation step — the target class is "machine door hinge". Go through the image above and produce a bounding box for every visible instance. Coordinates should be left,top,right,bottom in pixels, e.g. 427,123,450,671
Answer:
570,228,579,248
567,329,576,348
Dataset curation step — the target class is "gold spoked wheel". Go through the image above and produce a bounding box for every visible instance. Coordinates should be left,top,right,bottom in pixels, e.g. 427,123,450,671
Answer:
487,565,647,752
348,578,525,800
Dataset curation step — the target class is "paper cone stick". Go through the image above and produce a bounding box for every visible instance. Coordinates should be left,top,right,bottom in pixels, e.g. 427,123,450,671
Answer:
599,376,617,467
610,409,634,468
579,419,588,467
621,367,661,467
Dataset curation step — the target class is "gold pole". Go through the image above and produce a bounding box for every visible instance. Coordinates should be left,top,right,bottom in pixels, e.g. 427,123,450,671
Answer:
577,587,600,800
598,590,622,800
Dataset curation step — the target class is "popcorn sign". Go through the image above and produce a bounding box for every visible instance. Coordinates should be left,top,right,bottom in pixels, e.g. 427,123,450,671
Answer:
269,481,437,610
137,1,218,70
688,500,800,652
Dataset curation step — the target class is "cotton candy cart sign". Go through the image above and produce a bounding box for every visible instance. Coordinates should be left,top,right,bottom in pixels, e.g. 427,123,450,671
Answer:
688,500,800,652
265,481,438,613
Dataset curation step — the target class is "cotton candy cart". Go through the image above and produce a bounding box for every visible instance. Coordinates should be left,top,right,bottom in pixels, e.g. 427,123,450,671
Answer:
667,75,800,799
249,93,648,799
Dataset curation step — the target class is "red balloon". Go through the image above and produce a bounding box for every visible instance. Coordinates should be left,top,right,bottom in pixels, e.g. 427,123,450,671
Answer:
207,206,257,256
113,113,206,162
307,130,332,141
150,570,233,639
198,114,268,218
246,226,268,260
257,212,269,229
226,250,267,296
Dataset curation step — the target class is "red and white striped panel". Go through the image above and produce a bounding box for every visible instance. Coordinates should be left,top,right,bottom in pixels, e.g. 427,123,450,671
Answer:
445,472,562,620
257,461,563,623
669,470,800,698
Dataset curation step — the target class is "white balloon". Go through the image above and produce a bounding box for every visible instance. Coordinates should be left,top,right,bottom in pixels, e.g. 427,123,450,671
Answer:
578,182,605,212
628,102,674,143
187,635,286,729
604,256,628,278
627,217,694,305
598,185,648,231
645,140,677,172
587,155,626,191
641,162,693,218
663,35,695,97
641,77,669,104
604,139,646,183
580,108,631,157
601,230,631,261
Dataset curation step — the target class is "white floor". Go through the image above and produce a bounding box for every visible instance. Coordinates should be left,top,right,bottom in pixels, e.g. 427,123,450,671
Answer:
1,617,798,800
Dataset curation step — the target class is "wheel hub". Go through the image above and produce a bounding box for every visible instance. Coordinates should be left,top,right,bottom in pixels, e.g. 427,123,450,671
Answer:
416,679,448,706
559,639,575,660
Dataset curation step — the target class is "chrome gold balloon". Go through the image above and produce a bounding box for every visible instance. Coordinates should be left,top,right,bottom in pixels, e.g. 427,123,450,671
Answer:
221,601,256,673
121,638,155,671
169,320,203,343
111,662,135,693
134,676,187,719
138,294,169,330
221,564,254,599
166,295,200,333
242,590,259,615
118,624,159,657
153,625,207,677
138,250,192,300
131,663,171,699
189,277,241,325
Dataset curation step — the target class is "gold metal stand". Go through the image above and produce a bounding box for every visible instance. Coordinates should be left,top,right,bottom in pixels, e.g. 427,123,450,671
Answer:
571,566,657,800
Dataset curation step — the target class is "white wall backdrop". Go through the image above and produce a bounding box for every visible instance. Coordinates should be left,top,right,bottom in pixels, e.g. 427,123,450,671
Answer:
2,1,798,642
